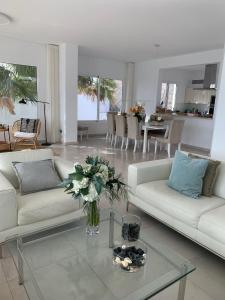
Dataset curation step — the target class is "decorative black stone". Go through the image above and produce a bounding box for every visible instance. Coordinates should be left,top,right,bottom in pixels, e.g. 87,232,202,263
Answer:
113,245,146,270
122,223,140,241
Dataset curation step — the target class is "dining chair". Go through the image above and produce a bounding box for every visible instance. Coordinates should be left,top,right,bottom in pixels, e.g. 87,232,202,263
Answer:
154,119,185,158
147,128,167,152
12,118,41,150
107,112,116,145
114,115,127,149
126,115,143,152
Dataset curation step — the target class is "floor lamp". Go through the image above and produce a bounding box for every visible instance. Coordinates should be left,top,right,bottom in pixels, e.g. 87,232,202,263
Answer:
37,100,51,146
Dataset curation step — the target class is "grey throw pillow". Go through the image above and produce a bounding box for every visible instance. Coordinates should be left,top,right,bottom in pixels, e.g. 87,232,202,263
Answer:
188,154,220,197
12,159,62,195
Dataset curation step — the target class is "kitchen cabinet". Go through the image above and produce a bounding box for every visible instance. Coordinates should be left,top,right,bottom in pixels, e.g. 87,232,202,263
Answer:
185,88,215,104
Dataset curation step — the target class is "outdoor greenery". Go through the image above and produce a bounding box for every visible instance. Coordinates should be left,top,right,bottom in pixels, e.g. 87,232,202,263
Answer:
0,63,37,103
78,76,117,104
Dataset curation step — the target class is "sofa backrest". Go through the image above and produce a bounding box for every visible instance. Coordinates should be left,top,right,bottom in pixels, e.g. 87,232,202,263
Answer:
0,149,54,189
213,161,225,199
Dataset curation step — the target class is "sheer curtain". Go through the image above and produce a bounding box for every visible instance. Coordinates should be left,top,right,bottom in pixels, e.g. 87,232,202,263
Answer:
47,44,60,143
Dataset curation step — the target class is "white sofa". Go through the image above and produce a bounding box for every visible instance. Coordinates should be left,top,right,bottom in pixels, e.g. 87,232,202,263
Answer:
0,149,83,244
128,158,225,259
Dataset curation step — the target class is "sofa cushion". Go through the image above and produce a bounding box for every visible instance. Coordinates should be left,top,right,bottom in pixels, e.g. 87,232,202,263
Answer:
213,161,225,199
17,188,80,225
0,149,54,189
168,151,208,199
14,132,36,138
189,154,220,197
12,159,61,195
135,180,225,228
198,205,225,245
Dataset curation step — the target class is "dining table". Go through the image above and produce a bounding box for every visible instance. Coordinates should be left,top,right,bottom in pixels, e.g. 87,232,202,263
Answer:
142,122,168,153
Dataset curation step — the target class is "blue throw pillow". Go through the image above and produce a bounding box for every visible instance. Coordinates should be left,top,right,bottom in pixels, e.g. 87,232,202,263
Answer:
168,151,208,199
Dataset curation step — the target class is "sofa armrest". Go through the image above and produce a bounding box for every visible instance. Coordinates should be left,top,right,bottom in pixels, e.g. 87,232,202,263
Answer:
54,157,74,180
128,159,172,193
0,172,17,231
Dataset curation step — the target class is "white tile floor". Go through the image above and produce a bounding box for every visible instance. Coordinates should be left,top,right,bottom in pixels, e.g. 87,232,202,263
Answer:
1,136,224,300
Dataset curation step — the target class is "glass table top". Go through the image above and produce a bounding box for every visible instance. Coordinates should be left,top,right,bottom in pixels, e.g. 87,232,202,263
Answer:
16,208,195,300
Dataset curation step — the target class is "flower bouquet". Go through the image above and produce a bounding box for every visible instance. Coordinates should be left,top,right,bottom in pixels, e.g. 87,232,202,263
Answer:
129,104,145,122
64,156,127,235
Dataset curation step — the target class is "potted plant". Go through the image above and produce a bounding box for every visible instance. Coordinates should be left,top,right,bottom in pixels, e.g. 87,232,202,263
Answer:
64,156,127,235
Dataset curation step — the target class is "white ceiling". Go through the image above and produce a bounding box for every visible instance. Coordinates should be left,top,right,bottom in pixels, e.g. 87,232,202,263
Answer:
0,0,225,62
172,64,206,71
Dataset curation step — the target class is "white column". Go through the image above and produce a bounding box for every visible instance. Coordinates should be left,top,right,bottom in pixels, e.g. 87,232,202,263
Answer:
211,46,225,160
59,43,78,144
125,62,135,112
47,44,60,143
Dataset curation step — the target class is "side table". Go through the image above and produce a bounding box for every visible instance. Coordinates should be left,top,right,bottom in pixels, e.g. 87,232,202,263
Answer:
0,126,11,151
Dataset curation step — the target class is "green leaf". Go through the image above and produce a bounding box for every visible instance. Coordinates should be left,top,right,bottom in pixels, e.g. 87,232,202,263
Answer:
73,173,84,181
80,186,89,196
93,175,104,195
75,164,83,173
65,182,73,192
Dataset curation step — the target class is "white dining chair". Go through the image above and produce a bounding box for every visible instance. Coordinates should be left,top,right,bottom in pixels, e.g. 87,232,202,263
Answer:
114,115,127,149
106,112,116,145
154,119,185,158
126,115,143,152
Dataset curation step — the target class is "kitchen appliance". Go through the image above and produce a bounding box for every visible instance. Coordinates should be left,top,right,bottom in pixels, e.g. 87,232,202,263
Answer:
192,64,217,90
209,95,216,115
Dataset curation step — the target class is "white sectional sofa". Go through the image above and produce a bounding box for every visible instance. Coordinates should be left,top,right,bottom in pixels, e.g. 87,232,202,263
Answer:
0,149,83,244
128,158,225,259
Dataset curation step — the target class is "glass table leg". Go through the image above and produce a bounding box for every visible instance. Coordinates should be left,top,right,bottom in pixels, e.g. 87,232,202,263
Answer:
17,238,24,285
177,276,187,300
109,210,115,248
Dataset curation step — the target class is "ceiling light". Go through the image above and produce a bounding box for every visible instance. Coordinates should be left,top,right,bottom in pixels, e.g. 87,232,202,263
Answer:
0,12,11,25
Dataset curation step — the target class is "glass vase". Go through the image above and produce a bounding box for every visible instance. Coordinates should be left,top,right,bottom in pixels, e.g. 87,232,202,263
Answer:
86,200,100,236
122,214,142,242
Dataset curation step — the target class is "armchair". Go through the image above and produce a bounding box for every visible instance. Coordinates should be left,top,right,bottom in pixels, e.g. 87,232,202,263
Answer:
12,119,41,150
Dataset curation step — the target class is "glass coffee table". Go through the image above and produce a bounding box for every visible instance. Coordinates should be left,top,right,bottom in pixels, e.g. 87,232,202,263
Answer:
14,208,195,300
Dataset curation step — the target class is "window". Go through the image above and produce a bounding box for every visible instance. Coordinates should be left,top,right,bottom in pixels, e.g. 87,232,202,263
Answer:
0,63,38,124
160,82,177,110
78,76,122,121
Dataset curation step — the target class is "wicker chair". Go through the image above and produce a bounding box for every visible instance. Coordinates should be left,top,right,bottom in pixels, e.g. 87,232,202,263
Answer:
12,119,41,150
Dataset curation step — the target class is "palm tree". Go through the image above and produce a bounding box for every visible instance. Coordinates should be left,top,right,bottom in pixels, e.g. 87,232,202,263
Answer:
78,76,117,104
0,63,37,104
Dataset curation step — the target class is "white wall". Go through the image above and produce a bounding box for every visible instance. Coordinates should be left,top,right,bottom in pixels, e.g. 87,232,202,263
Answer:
134,49,223,115
211,47,225,160
78,55,126,79
78,55,127,135
59,43,78,144
0,36,47,140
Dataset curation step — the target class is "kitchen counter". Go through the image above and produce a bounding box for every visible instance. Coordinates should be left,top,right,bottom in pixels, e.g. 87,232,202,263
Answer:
156,112,213,119
175,115,214,149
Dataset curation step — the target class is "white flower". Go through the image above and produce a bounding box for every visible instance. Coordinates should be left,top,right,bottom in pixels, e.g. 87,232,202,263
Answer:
97,164,109,184
72,177,89,193
83,164,92,174
82,183,98,202
74,162,80,167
